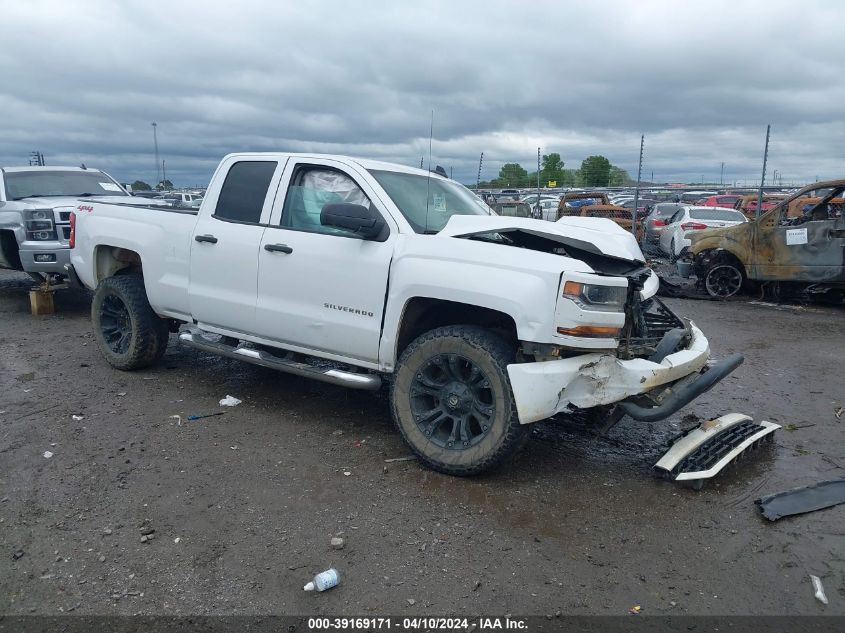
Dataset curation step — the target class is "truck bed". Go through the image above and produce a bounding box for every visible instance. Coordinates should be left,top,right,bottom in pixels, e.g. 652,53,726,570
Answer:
71,201,200,320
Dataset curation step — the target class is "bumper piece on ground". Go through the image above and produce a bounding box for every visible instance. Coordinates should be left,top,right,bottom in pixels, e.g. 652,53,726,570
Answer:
755,479,845,521
654,413,780,489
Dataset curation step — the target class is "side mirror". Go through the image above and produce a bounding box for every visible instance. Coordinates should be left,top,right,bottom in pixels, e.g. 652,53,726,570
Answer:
320,203,386,239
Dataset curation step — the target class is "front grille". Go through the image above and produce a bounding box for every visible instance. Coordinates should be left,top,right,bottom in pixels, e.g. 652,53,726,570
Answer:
619,296,687,359
668,420,762,476
642,302,685,340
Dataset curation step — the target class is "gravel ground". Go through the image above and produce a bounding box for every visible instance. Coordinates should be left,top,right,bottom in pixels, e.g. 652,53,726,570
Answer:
1,269,843,616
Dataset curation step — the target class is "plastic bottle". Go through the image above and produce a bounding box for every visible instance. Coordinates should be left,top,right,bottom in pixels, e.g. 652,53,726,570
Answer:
303,568,340,592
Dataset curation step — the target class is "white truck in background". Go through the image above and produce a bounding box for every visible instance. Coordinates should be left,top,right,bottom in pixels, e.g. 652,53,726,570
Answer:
0,166,132,281
68,153,742,475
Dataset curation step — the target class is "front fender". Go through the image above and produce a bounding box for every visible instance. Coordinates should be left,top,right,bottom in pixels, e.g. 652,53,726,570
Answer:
688,234,730,257
688,223,754,266
378,238,569,369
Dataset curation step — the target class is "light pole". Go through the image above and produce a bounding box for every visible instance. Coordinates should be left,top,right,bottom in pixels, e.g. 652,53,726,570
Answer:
152,122,161,188
756,124,771,219
632,134,644,243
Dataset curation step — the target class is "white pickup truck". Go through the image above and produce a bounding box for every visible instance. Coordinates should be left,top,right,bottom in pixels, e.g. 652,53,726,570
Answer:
68,153,742,475
0,166,131,280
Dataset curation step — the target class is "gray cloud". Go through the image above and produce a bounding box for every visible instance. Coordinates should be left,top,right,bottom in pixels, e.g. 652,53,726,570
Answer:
1,0,842,186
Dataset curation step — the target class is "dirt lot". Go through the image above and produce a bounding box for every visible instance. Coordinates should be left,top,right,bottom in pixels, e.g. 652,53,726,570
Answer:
1,269,843,617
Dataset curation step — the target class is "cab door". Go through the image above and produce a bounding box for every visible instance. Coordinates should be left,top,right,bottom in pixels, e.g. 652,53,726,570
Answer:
254,158,397,364
753,200,845,282
188,158,286,333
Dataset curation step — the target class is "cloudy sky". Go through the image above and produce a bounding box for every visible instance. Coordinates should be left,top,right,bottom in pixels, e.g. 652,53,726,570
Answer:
2,0,843,187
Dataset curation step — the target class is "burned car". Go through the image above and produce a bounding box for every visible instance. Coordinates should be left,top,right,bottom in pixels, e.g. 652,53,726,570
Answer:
684,180,845,301
556,192,643,239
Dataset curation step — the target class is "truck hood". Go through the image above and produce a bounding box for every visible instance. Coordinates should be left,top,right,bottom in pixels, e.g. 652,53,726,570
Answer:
439,215,645,264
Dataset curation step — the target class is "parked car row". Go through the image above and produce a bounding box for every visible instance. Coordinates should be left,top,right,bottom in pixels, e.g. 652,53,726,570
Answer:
658,206,747,259
133,190,203,208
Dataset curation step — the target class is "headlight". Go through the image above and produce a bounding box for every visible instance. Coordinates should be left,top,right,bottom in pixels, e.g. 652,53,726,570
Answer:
26,209,52,221
562,281,627,312
26,220,54,230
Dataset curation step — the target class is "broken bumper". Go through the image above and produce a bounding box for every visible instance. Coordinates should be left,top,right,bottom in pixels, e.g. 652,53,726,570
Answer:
507,322,724,424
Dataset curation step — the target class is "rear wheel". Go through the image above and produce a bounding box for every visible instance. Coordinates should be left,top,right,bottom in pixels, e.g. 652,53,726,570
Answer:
704,263,743,298
390,325,527,476
91,274,169,370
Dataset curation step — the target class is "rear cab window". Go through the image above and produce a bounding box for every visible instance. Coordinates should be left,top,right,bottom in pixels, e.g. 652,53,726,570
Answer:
213,161,278,224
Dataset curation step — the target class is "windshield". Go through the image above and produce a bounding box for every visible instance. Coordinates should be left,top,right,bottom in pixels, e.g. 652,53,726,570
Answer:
690,208,746,221
653,203,683,217
4,170,127,200
368,170,491,233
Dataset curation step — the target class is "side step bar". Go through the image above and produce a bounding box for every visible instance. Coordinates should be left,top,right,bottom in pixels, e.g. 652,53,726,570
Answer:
178,330,382,391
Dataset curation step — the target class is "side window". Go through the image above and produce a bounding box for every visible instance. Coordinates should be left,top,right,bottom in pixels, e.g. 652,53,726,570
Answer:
668,210,682,224
280,167,372,236
214,161,277,223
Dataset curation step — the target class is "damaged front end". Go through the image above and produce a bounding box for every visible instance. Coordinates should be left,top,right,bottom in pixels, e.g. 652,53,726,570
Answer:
439,215,743,426
507,267,743,425
614,273,744,422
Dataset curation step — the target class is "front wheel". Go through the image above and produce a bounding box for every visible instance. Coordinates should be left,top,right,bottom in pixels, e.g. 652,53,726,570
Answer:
390,325,527,476
91,274,169,370
704,263,744,299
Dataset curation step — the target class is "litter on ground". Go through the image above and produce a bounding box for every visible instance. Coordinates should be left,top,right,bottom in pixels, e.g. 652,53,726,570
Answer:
304,568,340,592
384,456,417,463
187,412,225,421
219,395,242,407
810,575,828,605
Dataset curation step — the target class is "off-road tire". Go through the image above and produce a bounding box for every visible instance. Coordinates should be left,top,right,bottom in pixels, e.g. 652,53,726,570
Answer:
390,325,528,476
91,274,169,370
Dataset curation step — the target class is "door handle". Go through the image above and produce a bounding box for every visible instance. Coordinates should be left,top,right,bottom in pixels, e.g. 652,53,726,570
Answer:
195,234,218,244
264,243,293,254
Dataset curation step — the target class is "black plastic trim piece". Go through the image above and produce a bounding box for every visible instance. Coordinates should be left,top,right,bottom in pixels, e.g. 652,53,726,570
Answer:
210,214,268,227
619,353,744,422
63,263,83,288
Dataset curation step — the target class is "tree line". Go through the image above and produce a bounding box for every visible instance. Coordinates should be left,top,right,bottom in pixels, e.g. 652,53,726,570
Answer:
473,153,632,189
129,180,173,191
